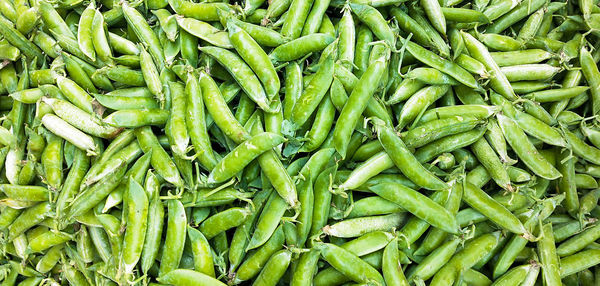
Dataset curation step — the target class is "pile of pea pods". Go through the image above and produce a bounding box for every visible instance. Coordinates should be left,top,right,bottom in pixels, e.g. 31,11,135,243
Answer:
2,0,600,283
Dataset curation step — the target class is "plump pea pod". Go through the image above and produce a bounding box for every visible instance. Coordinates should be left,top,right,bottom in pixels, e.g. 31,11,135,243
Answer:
121,178,148,275
314,242,385,285
140,171,164,274
415,126,487,163
291,249,320,286
269,33,335,62
252,249,292,286
463,182,529,236
369,182,458,234
556,222,600,257
375,123,447,190
333,45,388,158
397,85,449,130
135,126,183,187
158,199,187,277
42,114,96,155
208,132,284,184
462,31,516,100
122,2,165,69
68,164,126,219
158,269,227,285
430,232,501,286
350,3,394,47
280,0,314,39
228,21,279,101
323,212,406,238
471,137,512,191
382,238,410,286
235,225,285,282
201,46,275,113
538,223,562,286
245,191,288,251
199,207,251,239
559,249,600,278
407,238,462,281
7,202,52,241
291,54,334,128
187,226,215,277
497,114,561,179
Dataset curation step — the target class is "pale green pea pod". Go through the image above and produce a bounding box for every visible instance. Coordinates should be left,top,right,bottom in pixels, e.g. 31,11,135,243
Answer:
121,178,148,275
176,16,233,49
228,20,279,101
43,97,121,139
41,114,97,155
201,46,276,113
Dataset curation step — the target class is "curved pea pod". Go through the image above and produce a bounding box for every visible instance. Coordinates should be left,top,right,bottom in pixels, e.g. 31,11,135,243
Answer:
227,22,279,101
291,249,320,286
397,85,449,130
461,31,516,100
187,226,215,277
405,68,458,86
496,114,560,179
158,200,187,277
415,126,487,163
201,46,276,113
375,123,447,190
370,181,458,234
207,132,284,184
466,187,526,237
407,238,461,281
478,32,524,52
269,33,335,62
158,269,227,285
43,97,121,139
333,45,388,158
56,75,95,114
7,202,52,241
42,114,97,155
68,164,126,219
199,207,250,239
121,2,164,69
252,249,292,286
314,242,385,285
136,126,183,187
291,55,334,128
418,104,500,124
431,232,501,286
496,0,549,32
381,238,410,286
337,151,395,191
471,137,512,191
176,16,231,49
511,110,566,147
556,222,600,257
420,0,445,35
563,128,600,165
120,178,149,275
27,229,72,253
350,3,394,47
559,249,600,278
323,212,405,238
0,185,49,202
9,88,44,104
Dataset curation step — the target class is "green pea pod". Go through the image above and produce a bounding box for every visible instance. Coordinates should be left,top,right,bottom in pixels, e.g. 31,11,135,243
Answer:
314,242,385,285
291,54,334,128
158,200,187,277
333,44,388,158
122,2,165,69
158,269,227,285
136,126,183,187
188,226,215,277
497,114,560,179
228,21,279,101
376,123,447,190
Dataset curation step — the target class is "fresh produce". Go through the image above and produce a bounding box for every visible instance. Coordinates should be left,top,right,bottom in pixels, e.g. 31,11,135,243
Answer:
0,0,600,284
